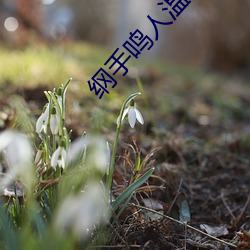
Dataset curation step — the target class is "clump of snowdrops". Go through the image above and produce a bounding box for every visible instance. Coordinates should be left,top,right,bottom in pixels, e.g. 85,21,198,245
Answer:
0,79,154,249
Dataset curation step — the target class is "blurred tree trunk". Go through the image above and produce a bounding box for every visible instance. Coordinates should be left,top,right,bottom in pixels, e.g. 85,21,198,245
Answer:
68,0,113,44
16,0,41,32
162,0,250,71
15,0,42,45
202,0,250,71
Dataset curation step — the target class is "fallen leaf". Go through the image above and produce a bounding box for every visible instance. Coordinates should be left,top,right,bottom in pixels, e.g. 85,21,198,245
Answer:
143,198,163,210
200,224,229,237
237,231,250,248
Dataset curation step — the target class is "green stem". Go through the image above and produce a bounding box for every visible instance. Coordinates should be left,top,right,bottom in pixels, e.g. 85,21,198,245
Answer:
61,78,72,127
52,134,56,152
49,92,63,136
106,92,141,196
45,97,53,164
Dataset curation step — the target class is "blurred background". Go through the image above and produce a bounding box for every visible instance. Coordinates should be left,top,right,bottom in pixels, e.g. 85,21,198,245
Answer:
1,0,250,136
1,0,250,72
0,2,250,247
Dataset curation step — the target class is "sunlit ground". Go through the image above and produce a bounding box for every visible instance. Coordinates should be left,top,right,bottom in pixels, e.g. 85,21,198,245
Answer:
0,41,250,249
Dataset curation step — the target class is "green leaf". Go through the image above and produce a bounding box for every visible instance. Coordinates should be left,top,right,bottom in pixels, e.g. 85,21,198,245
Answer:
0,208,21,250
179,199,191,222
112,167,154,211
112,193,133,225
135,152,141,173
32,210,46,237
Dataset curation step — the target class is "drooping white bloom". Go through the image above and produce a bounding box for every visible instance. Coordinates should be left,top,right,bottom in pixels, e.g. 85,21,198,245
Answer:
50,106,60,135
0,130,33,190
120,99,144,128
54,182,109,240
67,136,110,173
36,103,50,133
51,145,67,169
90,137,110,173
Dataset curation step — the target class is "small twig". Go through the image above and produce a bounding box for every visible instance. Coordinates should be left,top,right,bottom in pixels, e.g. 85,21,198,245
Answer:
39,178,60,184
221,190,236,221
135,185,164,193
233,192,250,227
184,221,187,250
130,203,237,249
166,178,183,215
89,245,141,249
34,179,59,198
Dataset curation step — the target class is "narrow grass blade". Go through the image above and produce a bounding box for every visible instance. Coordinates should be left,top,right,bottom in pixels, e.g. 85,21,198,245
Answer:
112,167,154,211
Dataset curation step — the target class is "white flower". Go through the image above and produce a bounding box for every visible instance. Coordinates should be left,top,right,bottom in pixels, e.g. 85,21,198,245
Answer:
120,99,144,128
0,130,33,190
50,106,60,135
90,137,110,173
54,182,109,240
67,136,110,173
36,104,50,133
51,145,67,169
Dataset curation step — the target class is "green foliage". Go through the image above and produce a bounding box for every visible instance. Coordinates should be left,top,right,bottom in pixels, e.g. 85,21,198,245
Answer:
0,43,113,88
112,167,155,212
0,81,153,249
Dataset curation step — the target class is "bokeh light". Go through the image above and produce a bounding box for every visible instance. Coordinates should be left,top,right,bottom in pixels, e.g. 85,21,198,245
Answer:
50,24,67,40
4,17,19,32
41,0,55,5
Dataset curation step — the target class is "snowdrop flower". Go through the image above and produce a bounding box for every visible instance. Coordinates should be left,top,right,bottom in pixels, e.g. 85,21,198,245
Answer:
89,137,110,173
67,135,110,173
0,130,33,190
51,142,67,169
50,106,60,135
57,87,63,111
120,99,144,128
36,103,50,133
54,182,109,240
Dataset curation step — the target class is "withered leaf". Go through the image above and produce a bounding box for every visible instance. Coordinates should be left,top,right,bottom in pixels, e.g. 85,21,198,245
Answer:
237,231,250,248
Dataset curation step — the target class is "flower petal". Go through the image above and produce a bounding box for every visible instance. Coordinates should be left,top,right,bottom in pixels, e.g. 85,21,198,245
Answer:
50,114,59,135
55,182,109,240
60,148,67,169
128,107,136,128
0,130,13,151
51,147,61,168
6,133,32,170
35,150,42,164
43,104,50,119
41,122,47,133
36,113,45,133
121,108,129,121
0,131,33,190
135,109,144,125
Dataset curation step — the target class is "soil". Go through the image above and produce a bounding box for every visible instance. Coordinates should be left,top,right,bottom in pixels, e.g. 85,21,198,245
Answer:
1,72,250,250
